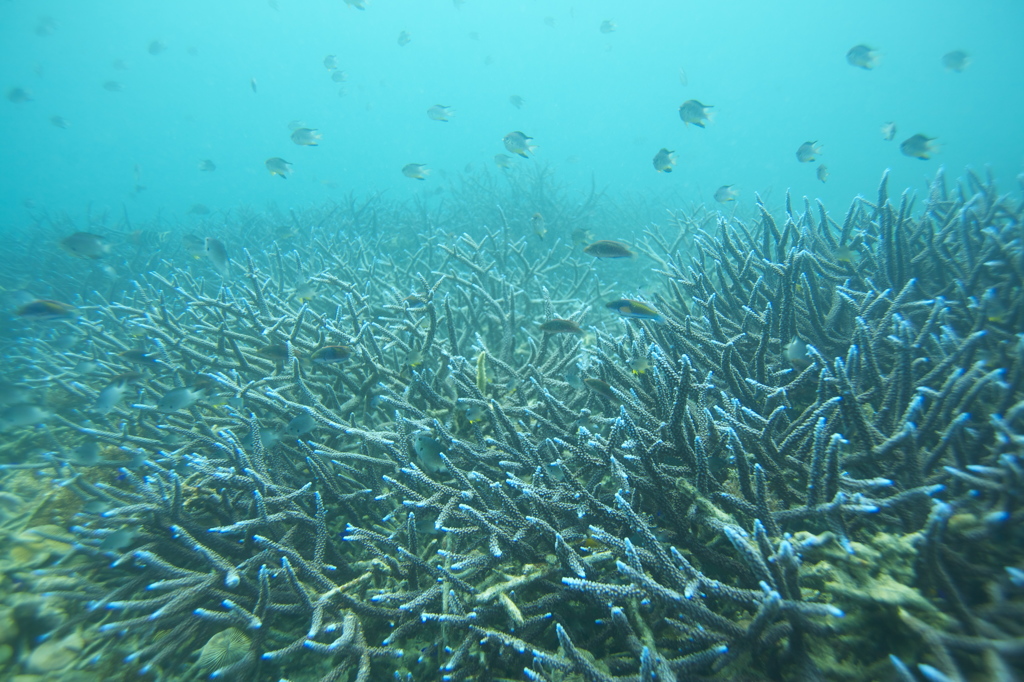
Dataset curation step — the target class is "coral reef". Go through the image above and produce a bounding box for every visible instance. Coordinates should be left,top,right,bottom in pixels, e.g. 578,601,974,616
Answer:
0,167,1022,681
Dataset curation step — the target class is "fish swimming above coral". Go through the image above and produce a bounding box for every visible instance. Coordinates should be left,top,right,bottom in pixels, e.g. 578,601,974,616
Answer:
652,148,676,172
503,131,536,158
583,240,634,258
900,133,939,159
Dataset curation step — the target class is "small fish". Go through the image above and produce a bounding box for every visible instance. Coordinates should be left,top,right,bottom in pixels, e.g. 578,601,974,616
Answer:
942,50,970,72
99,527,138,551
156,386,205,413
816,164,829,183
427,105,453,122
544,16,556,28
411,431,445,473
405,349,425,368
678,67,688,86
599,20,617,33
250,77,258,93
331,70,348,83
266,157,292,178
285,413,317,438
397,31,411,46
785,337,811,368
503,131,536,158
678,99,713,128
834,245,858,264
344,0,367,9
653,148,676,173
94,377,131,414
714,185,739,203
494,153,513,169
846,44,880,70
464,403,487,423
291,128,322,146
187,203,210,215
323,54,339,70
103,81,123,92
16,300,76,321
181,234,206,259
583,240,634,259
205,237,230,276
796,141,822,163
311,345,352,364
118,349,160,366
256,343,294,364
583,377,618,402
539,319,582,335
148,39,167,55
900,134,939,160
7,87,33,103
50,115,70,129
60,232,111,259
627,357,651,374
881,122,896,141
293,283,318,302
606,298,662,321
508,95,525,109
198,159,216,172
531,212,547,239
0,404,51,431
402,163,429,180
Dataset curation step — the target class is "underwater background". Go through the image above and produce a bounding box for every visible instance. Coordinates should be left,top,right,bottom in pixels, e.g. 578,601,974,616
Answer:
1,1,1023,681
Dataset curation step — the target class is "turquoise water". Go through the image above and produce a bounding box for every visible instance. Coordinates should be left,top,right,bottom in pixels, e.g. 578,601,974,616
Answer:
2,3,1023,681
2,0,1021,223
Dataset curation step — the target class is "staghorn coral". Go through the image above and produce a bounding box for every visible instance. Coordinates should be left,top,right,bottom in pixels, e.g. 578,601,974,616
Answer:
0,167,1021,681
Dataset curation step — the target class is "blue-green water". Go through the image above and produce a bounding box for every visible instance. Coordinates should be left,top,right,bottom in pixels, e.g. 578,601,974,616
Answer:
2,3,1023,682
2,0,1022,222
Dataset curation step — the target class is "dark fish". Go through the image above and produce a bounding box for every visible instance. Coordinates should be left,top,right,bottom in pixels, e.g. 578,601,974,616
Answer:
118,350,160,366
653,148,676,173
311,345,352,364
60,232,111,259
606,298,662,321
205,237,230,276
796,141,822,163
509,95,525,109
583,377,619,402
156,386,205,412
266,157,292,178
942,50,970,72
285,413,317,438
679,100,712,127
539,319,582,335
583,240,634,259
291,128,322,146
16,300,76,321
900,134,939,160
503,131,536,158
256,343,292,364
7,87,32,103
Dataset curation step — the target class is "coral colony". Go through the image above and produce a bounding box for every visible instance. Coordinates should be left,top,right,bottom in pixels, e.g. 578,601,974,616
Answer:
0,168,1022,681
